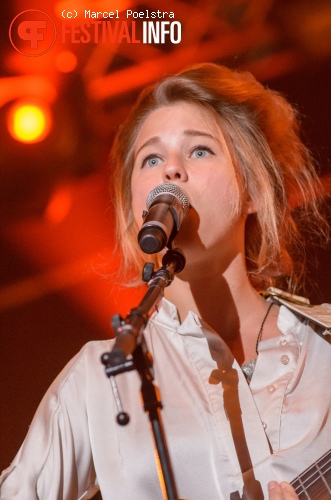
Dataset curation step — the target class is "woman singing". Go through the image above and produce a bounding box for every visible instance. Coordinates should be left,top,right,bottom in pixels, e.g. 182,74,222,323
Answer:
1,63,330,499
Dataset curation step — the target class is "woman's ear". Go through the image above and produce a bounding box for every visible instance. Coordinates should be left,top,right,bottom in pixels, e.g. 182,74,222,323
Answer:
243,194,258,215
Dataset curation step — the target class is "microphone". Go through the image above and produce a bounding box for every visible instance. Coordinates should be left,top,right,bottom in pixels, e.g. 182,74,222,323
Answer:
138,183,190,254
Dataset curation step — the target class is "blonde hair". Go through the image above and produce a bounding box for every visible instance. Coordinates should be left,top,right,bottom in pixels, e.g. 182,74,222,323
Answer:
110,63,326,291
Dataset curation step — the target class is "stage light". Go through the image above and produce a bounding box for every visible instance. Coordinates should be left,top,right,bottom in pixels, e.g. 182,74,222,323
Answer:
7,100,52,143
55,50,78,73
45,186,73,223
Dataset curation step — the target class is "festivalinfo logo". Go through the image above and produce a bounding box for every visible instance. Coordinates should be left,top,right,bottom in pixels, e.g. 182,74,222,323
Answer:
9,8,182,56
9,10,57,56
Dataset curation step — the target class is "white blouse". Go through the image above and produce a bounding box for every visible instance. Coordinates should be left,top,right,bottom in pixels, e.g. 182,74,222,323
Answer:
1,299,331,499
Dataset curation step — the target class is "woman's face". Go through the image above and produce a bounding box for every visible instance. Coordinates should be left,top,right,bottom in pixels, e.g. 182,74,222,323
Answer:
131,102,253,266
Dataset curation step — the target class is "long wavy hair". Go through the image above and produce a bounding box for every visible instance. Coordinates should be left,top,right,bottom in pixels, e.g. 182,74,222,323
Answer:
110,63,326,291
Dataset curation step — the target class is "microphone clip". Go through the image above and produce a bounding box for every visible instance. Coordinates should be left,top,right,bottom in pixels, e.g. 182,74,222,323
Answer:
142,248,186,283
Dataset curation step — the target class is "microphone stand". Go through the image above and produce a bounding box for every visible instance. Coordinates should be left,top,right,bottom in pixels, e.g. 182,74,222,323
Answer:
101,248,186,500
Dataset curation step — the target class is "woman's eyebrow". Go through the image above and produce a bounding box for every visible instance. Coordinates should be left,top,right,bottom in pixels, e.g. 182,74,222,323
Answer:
135,129,217,157
135,136,160,157
183,129,215,139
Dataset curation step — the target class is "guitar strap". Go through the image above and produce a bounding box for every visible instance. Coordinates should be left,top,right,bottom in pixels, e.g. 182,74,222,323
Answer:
263,287,331,344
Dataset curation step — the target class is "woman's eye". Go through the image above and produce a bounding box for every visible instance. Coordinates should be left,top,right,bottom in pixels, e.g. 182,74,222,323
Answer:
191,147,214,158
142,155,162,168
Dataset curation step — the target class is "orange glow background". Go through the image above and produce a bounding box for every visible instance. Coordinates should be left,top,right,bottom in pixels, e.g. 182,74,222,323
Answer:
1,0,331,479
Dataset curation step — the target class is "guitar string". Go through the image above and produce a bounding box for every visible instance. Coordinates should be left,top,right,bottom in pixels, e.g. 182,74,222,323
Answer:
292,465,331,495
294,474,331,497
291,454,331,488
291,457,331,495
294,478,331,497
293,455,331,482
291,450,331,485
294,482,330,499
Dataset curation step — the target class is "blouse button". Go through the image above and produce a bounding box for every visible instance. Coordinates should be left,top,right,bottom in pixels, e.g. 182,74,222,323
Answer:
267,385,275,393
262,421,267,429
280,339,287,346
281,355,290,365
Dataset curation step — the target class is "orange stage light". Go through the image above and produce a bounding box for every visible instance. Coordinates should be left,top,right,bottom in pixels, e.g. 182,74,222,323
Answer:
55,50,78,73
45,186,73,223
7,100,52,143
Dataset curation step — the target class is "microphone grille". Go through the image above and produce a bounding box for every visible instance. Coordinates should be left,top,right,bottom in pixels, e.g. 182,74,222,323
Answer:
146,183,190,215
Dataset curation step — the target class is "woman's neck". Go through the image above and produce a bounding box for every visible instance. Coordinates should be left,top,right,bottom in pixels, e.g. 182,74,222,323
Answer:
163,253,279,364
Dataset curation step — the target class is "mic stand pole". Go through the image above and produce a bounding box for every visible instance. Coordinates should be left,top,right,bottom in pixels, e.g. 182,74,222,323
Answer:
101,248,186,500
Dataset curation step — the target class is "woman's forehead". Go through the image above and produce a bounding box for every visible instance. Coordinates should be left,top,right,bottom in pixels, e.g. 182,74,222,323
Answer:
133,102,225,150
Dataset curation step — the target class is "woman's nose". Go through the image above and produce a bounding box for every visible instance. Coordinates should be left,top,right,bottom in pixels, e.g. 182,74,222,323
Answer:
162,158,188,183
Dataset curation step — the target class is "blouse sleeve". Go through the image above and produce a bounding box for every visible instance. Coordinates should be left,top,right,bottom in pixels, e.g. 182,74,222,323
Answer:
0,346,99,500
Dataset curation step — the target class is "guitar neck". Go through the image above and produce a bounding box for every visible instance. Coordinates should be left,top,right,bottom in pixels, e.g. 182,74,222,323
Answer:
290,449,331,498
